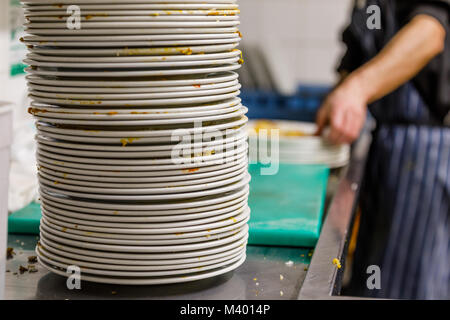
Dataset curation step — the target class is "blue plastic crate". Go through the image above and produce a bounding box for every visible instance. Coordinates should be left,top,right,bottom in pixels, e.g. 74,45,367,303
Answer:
242,84,331,122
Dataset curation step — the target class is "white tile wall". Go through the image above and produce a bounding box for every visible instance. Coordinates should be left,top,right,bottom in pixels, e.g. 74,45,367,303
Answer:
239,0,353,92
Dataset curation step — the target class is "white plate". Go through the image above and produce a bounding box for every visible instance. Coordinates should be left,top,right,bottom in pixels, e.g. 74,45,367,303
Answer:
26,71,238,87
27,49,241,64
36,138,247,164
37,244,245,277
40,220,247,247
36,130,247,152
37,152,247,177
25,54,240,69
40,185,248,216
40,222,247,248
31,90,241,107
38,172,250,200
36,137,246,163
37,137,247,162
25,20,240,29
38,229,247,262
40,172,248,207
24,0,237,4
24,26,239,36
30,102,242,121
39,170,250,194
41,193,248,222
248,119,351,146
38,219,248,253
29,96,241,116
41,209,248,241
26,64,241,80
38,163,248,189
29,43,238,56
38,236,246,266
41,204,247,231
24,37,241,47
25,62,240,78
39,219,250,249
40,209,249,244
36,116,247,137
33,106,247,126
39,183,250,217
29,83,241,100
37,243,245,272
35,126,245,152
38,165,248,189
37,252,245,285
22,33,241,48
38,242,244,271
33,123,248,151
28,80,239,95
24,9,240,18
24,3,239,10
36,149,247,176
38,244,244,272
275,148,350,158
23,33,241,45
40,203,250,236
38,167,248,195
26,14,239,22
277,155,350,169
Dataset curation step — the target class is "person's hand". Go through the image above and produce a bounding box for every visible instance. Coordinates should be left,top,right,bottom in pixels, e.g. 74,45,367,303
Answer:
315,76,368,144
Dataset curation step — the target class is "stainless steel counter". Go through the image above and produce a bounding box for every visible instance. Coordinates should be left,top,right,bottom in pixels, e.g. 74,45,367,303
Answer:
4,132,370,300
5,236,311,300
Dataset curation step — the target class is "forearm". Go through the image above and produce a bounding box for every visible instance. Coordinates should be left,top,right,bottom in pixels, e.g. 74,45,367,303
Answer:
347,14,446,104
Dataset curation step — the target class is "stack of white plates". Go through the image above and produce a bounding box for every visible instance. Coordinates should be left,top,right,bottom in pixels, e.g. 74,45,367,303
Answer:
248,120,350,168
23,0,250,285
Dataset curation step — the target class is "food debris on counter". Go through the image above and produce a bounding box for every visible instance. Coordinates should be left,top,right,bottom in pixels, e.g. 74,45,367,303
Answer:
7,247,15,259
332,258,342,269
279,274,284,281
19,265,28,274
280,290,284,297
285,260,294,267
28,265,38,273
28,256,38,264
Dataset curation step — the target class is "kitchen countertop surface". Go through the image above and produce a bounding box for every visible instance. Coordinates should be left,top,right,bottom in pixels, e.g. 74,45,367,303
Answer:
5,234,312,300
4,130,369,300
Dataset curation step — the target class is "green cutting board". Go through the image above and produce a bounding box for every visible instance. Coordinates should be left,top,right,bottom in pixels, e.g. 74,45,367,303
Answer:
248,163,329,247
8,202,41,235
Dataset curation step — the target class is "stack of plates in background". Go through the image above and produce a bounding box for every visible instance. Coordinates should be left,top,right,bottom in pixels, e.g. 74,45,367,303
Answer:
23,0,249,285
248,119,350,168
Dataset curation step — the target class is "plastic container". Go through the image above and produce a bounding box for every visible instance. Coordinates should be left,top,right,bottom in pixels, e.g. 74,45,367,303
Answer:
241,85,331,122
0,103,13,300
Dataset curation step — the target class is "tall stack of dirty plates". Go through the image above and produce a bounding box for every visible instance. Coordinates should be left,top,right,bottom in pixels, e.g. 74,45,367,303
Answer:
23,0,249,285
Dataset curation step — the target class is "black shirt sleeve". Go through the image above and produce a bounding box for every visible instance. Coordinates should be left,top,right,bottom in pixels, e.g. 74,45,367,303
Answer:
406,1,449,29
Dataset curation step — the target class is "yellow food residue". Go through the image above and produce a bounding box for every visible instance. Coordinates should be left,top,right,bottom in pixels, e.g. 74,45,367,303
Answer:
120,137,139,147
332,258,342,269
252,119,309,137
179,48,193,55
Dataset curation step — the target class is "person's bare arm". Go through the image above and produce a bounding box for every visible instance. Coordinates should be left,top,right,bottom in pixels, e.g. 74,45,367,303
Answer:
316,14,446,144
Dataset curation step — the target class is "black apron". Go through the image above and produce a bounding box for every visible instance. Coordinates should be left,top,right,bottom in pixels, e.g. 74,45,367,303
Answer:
347,0,450,299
